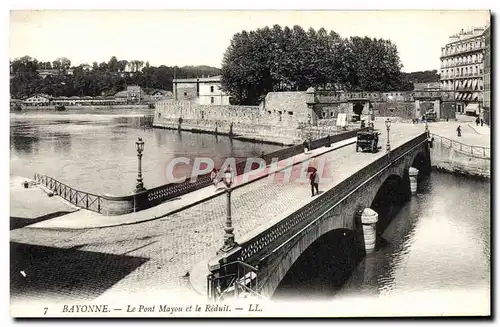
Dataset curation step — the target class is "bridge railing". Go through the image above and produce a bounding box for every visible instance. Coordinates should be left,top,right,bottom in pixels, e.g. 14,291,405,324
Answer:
207,261,261,302
236,132,428,264
33,129,367,215
261,128,366,165
33,173,102,213
431,134,490,159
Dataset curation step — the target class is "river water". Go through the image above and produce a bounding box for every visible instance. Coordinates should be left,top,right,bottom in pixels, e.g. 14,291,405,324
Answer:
10,110,284,195
274,172,490,315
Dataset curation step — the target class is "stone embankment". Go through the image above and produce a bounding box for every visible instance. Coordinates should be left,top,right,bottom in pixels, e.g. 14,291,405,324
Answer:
427,117,490,179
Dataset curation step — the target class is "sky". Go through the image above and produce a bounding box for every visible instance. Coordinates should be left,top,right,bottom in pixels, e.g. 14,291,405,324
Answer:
9,10,490,73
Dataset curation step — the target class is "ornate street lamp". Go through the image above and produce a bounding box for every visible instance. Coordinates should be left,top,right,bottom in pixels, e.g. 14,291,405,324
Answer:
135,137,146,193
385,118,391,152
219,167,236,253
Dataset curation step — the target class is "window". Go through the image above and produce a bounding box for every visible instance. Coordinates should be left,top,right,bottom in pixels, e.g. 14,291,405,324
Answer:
288,111,293,115
210,97,214,104
210,86,214,93
183,92,187,96
330,112,334,117
267,110,271,114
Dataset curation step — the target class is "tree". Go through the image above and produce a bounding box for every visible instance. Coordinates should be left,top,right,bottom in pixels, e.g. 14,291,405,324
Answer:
108,56,119,72
221,25,409,103
342,37,405,91
53,57,71,71
117,60,128,72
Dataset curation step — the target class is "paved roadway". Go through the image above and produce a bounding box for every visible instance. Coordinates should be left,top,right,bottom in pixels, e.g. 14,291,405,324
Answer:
10,122,426,307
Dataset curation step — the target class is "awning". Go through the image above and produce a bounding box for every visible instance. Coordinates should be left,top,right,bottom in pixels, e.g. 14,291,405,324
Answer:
472,79,478,90
473,92,479,101
465,103,479,112
455,92,460,100
467,79,472,88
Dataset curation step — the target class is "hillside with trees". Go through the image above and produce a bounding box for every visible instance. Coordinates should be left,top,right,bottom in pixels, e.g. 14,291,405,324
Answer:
401,70,440,84
9,56,221,99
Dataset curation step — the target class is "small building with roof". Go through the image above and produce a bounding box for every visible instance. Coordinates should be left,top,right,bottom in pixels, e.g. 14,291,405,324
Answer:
173,75,230,105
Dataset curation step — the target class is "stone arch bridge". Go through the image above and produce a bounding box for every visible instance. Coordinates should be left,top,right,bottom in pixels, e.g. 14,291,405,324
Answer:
206,132,431,300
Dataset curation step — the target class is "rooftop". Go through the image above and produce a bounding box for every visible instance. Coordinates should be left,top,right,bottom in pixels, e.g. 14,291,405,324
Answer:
446,25,489,45
173,75,222,83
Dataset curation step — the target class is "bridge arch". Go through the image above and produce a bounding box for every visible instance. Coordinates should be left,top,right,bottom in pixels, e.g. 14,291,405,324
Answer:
369,173,409,236
272,228,361,300
410,149,431,178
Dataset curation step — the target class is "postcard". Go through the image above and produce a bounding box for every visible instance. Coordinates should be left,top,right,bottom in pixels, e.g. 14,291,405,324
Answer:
9,9,491,318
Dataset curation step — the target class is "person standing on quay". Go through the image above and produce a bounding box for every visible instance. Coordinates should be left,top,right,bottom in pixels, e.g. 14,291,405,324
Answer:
211,168,219,190
310,169,319,197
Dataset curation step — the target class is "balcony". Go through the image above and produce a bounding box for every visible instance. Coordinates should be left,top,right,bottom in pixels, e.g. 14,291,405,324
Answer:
441,59,483,69
441,72,484,80
440,45,485,58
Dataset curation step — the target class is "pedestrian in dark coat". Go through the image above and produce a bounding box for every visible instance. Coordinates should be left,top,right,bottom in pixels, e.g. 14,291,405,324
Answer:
309,170,319,196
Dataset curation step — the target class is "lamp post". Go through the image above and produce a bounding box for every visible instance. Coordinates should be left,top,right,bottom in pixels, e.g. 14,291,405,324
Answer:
219,167,236,253
134,137,146,193
307,113,312,150
385,118,391,152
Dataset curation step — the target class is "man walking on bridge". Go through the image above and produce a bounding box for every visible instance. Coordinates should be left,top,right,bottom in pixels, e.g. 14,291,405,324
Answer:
309,169,319,197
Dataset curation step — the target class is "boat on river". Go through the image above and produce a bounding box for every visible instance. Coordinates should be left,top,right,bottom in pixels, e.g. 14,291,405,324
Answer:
55,105,66,111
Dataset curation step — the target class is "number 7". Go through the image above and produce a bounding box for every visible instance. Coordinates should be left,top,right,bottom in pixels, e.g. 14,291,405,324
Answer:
44,307,48,315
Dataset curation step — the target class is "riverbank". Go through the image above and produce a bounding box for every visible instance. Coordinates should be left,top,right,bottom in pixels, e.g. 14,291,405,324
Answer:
12,104,152,111
425,116,490,179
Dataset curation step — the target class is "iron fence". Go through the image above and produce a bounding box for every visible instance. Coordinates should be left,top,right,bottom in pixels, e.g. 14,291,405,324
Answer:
431,134,490,158
33,173,102,213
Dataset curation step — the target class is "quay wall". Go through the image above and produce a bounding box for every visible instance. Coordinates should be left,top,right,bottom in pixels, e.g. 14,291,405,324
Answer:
154,90,459,144
430,135,490,179
15,104,151,111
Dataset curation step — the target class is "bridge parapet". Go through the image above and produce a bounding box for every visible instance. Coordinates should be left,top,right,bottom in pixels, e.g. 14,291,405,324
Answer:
209,133,429,275
209,133,428,298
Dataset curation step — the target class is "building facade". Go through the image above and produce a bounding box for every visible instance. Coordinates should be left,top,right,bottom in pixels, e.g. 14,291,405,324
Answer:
173,75,231,105
483,25,491,125
23,94,52,106
114,85,146,103
151,90,173,102
440,26,488,115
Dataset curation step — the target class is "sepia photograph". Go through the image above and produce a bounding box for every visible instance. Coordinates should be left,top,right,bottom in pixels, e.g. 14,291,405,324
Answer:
7,7,492,318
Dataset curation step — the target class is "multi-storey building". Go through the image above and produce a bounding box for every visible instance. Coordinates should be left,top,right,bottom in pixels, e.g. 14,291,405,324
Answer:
483,25,491,125
440,26,489,116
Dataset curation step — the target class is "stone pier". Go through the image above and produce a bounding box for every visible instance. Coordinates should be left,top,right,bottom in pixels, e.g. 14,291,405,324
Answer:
361,208,378,253
409,167,419,195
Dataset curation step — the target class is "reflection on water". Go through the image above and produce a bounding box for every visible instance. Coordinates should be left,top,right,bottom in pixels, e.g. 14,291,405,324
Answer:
274,172,490,307
10,111,284,195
